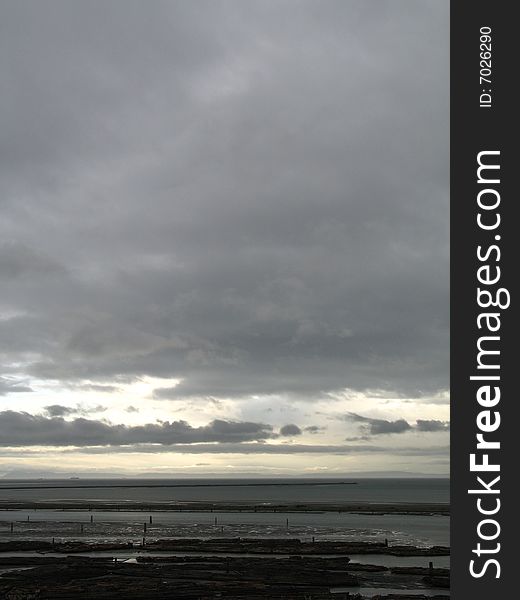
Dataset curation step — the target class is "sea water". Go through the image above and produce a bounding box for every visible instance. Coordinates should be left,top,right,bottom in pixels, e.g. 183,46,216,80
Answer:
0,478,449,547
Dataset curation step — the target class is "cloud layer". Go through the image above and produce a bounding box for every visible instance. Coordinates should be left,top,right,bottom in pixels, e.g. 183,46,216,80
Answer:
0,411,276,447
1,0,449,402
0,410,448,451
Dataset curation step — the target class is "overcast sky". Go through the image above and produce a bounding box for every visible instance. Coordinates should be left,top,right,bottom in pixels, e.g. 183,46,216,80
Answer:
0,0,449,478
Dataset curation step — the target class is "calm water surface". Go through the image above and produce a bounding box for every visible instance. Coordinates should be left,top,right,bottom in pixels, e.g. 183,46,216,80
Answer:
0,478,449,549
0,477,449,504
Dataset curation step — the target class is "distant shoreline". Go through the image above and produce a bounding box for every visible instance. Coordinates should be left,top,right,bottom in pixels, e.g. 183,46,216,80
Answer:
0,499,449,515
0,481,359,490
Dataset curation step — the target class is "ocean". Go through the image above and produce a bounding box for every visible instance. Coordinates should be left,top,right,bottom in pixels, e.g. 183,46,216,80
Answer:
0,478,449,548
0,477,449,503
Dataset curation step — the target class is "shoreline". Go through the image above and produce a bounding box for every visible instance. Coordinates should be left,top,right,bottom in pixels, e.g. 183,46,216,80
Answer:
0,500,450,516
0,481,361,490
0,538,450,557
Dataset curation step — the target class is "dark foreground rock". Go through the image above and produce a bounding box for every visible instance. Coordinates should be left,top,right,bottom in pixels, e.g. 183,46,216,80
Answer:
0,541,133,553
0,537,450,557
0,558,356,599
144,537,450,556
371,597,449,600
0,555,450,600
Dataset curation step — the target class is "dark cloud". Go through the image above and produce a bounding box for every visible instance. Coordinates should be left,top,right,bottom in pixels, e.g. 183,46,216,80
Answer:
43,404,107,417
346,413,450,436
304,425,324,434
416,419,450,432
0,411,276,447
371,419,411,435
43,405,75,417
0,377,33,396
0,1,448,404
348,413,412,435
279,424,302,436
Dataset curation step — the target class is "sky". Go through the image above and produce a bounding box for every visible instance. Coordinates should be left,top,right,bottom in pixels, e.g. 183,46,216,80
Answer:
0,0,449,478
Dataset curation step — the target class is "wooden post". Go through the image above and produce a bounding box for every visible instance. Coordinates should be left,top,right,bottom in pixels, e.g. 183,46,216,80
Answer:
149,515,153,524
10,522,14,532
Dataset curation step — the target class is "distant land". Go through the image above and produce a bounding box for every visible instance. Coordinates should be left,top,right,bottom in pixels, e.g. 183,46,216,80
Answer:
0,469,449,480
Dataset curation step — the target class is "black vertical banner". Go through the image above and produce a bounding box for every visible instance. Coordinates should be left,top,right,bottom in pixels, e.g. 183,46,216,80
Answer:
451,1,516,598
